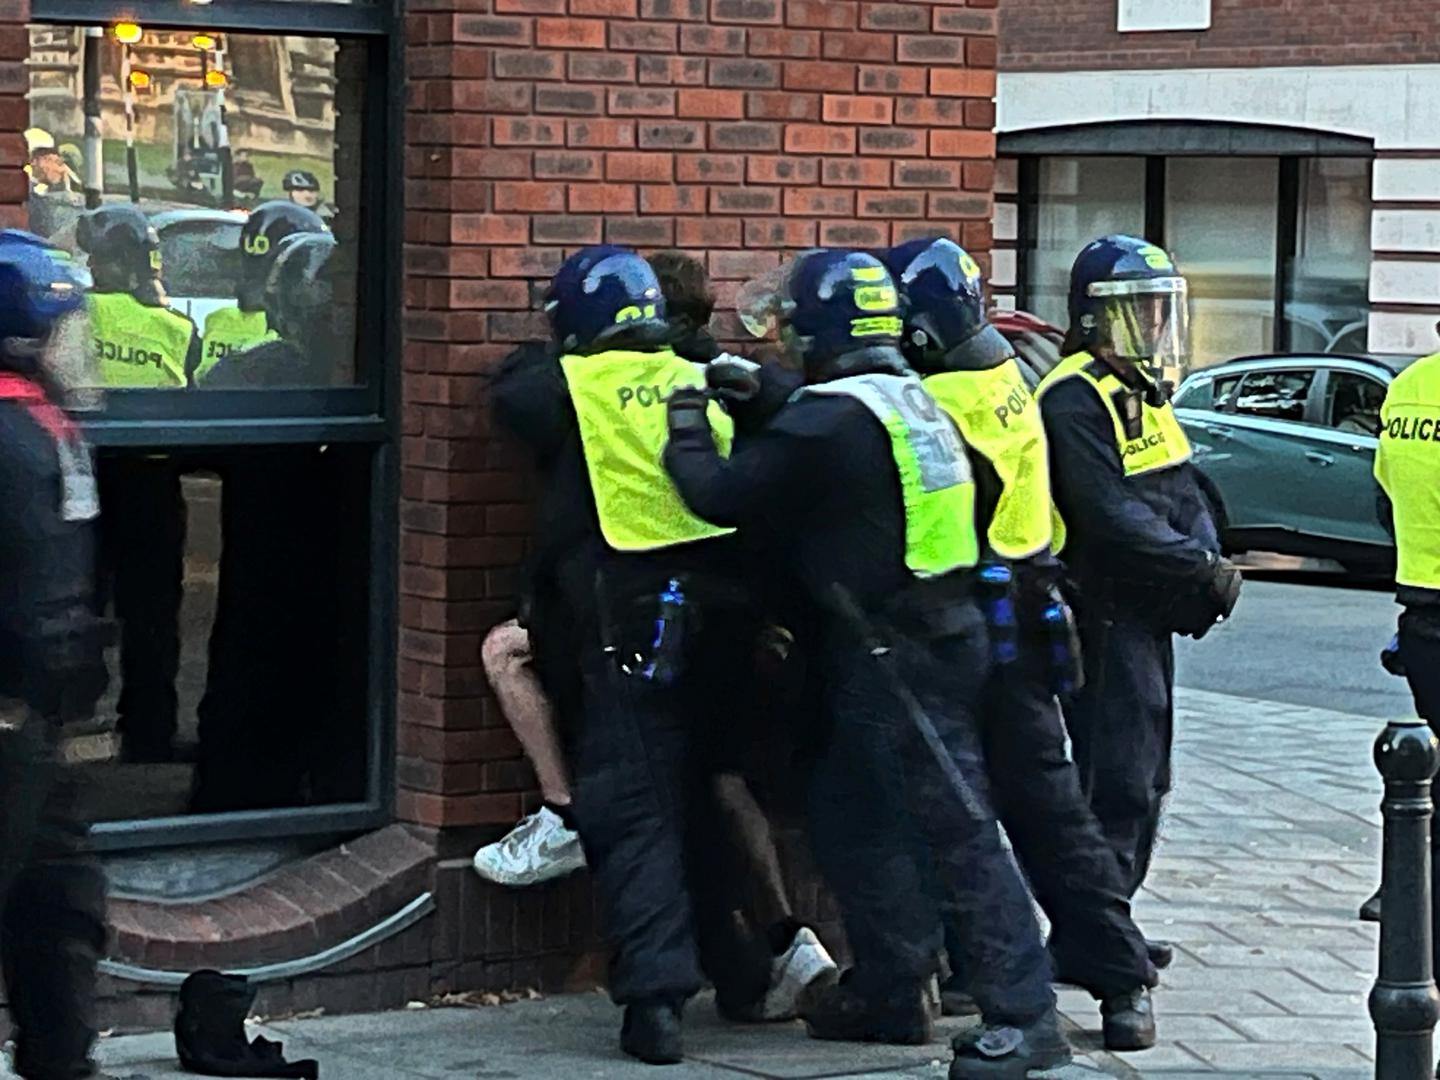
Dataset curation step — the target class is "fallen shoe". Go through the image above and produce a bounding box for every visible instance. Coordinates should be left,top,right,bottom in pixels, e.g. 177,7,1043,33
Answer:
175,970,319,1079
801,979,931,1045
1145,939,1174,970
1359,887,1381,923
472,805,586,887
1101,987,1157,1051
752,926,838,1021
949,1010,1072,1079
621,1000,684,1065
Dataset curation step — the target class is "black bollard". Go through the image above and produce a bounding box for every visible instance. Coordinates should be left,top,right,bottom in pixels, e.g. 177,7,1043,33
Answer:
1371,718,1440,1080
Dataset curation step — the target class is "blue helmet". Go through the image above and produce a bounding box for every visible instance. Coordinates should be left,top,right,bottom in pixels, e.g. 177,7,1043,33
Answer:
781,249,904,377
1068,235,1190,375
884,237,998,373
545,245,668,356
0,230,97,406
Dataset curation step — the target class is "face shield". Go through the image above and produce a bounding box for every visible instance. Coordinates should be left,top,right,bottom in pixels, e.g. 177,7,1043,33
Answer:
1088,275,1191,387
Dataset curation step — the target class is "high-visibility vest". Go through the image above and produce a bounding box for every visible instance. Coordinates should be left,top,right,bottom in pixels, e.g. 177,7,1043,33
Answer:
560,348,736,552
802,371,979,578
925,359,1052,560
1376,352,1440,591
87,292,193,388
1037,351,1192,553
198,306,275,380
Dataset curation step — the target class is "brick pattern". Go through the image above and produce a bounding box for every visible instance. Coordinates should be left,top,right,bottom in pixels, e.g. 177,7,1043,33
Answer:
0,0,28,228
400,0,999,830
1002,0,1440,72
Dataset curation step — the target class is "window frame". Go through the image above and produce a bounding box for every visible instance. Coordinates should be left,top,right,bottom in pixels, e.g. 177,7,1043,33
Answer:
1314,366,1389,439
33,0,401,852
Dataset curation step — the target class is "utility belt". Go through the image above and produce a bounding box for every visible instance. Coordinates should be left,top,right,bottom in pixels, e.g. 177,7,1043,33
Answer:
977,560,1084,696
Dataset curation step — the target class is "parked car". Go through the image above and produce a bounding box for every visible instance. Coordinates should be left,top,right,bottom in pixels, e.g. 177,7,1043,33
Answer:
1172,353,1414,573
991,309,1063,388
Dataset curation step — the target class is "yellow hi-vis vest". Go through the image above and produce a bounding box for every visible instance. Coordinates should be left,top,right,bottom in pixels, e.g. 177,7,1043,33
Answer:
198,306,275,380
88,292,194,388
802,372,979,578
561,348,736,552
1375,352,1440,591
924,359,1053,560
1037,351,1192,554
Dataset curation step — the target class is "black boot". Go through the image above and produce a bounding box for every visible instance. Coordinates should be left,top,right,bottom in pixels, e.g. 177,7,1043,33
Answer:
1359,887,1382,923
1101,987,1157,1051
949,1009,1072,1079
800,979,931,1045
621,1000,684,1066
1145,939,1174,970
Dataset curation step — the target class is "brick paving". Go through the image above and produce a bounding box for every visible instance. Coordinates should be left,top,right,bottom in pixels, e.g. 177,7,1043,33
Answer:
5,687,1394,1079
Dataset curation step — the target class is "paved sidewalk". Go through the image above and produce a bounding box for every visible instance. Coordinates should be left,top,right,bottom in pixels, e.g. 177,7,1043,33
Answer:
4,687,1390,1079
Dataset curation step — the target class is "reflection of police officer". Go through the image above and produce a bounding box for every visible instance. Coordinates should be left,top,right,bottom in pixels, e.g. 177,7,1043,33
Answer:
77,205,198,764
0,231,109,1080
282,169,322,210
1374,347,1440,979
885,237,1157,1050
494,245,746,1065
77,205,199,388
197,201,325,382
665,251,1070,1077
1037,236,1240,954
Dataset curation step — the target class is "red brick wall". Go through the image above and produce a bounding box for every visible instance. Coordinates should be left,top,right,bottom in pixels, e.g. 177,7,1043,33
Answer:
1003,0,1440,72
0,0,28,227
398,0,1000,833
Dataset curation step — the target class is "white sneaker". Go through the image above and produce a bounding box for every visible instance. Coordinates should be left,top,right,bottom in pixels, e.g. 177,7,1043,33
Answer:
757,927,838,1021
471,806,586,887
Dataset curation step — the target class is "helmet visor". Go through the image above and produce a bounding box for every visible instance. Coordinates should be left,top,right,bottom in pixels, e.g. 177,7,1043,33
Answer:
42,307,102,411
1089,276,1190,378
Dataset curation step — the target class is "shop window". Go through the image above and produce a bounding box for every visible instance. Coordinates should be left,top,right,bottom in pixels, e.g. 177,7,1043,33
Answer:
1166,158,1279,370
1284,159,1372,355
1028,157,1146,329
25,24,368,396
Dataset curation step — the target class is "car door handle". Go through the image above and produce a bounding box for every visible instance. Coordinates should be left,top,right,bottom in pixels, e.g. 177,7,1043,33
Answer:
1305,450,1334,467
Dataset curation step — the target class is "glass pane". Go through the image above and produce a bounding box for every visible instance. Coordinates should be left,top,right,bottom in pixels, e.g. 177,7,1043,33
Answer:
1286,158,1372,356
1232,369,1313,422
1165,157,1278,369
1322,371,1385,436
1212,374,1241,409
1172,378,1212,410
72,444,372,822
26,25,365,393
1029,157,1146,328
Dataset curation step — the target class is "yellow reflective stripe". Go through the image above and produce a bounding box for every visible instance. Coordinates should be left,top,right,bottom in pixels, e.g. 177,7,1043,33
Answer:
561,348,735,553
1377,352,1440,590
925,362,1054,560
87,292,192,388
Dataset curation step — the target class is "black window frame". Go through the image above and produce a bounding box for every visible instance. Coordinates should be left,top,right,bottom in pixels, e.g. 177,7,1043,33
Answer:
32,0,401,852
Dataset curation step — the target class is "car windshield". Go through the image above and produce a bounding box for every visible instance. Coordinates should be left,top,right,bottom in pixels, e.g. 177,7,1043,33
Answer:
159,222,243,300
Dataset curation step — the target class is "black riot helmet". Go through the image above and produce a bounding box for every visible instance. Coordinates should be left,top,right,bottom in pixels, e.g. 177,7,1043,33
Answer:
263,231,338,344
237,201,326,312
76,204,161,297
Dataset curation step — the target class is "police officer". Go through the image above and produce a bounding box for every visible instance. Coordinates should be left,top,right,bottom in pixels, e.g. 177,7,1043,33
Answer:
666,250,1069,1078
197,201,325,382
883,236,1157,1050
1373,342,1440,982
282,169,322,211
495,245,747,1064
0,230,111,1080
78,205,198,764
77,205,198,388
1036,236,1241,955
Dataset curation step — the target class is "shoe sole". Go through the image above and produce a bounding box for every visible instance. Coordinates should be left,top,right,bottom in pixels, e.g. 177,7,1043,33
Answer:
948,1049,1073,1079
1104,1031,1158,1052
471,854,586,887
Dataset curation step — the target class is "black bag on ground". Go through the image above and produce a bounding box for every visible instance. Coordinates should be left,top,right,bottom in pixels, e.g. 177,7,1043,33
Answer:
175,970,319,1079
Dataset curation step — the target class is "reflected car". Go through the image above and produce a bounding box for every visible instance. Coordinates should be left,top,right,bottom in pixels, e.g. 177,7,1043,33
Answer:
991,309,1064,388
149,208,246,330
1172,353,1414,572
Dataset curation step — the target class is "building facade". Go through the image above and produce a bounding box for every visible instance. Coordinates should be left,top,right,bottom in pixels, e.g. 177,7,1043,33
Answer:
993,0,1440,364
2,0,1000,1033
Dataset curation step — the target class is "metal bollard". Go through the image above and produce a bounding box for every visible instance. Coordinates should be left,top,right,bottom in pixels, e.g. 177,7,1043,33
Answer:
1371,718,1440,1080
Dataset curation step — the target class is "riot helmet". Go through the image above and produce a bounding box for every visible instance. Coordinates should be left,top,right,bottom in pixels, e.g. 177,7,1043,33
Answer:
262,231,338,344
0,230,98,410
739,249,907,382
76,204,160,298
884,237,1012,375
544,245,669,356
282,169,322,210
237,201,326,312
1068,235,1191,386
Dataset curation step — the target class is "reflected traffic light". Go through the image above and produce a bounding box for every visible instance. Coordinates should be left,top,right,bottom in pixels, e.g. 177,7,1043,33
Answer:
127,69,152,90
112,21,142,44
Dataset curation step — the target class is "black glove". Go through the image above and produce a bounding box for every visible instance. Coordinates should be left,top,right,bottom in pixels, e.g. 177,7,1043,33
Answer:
667,386,712,437
705,356,761,404
1381,633,1407,677
1183,555,1242,640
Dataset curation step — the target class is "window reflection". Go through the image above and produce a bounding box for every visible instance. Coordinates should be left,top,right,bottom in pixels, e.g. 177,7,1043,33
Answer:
1285,159,1372,355
26,25,362,390
1323,371,1385,437
1231,370,1314,423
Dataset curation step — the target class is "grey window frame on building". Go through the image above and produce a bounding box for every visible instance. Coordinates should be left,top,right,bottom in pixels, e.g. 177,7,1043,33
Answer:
31,0,400,851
